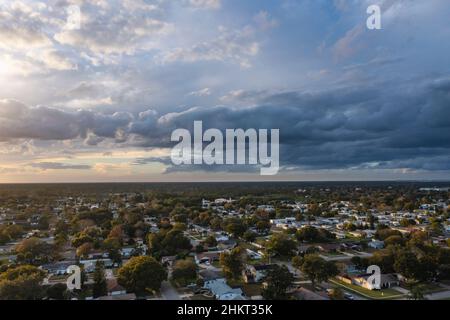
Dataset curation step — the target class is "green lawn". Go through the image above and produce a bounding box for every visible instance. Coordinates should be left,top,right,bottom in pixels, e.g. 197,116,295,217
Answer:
227,278,244,288
330,279,405,300
419,283,447,294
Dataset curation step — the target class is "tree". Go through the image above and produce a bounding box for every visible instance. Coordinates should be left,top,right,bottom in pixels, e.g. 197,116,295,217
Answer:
256,220,271,233
148,229,192,257
15,237,54,265
243,230,257,242
408,230,429,247
266,233,297,258
384,235,404,247
172,259,198,286
103,237,122,264
351,256,368,271
219,247,246,280
224,219,247,237
76,242,93,259
46,283,68,300
300,255,339,288
0,225,24,244
0,265,46,300
329,288,344,300
261,265,294,300
203,235,218,248
291,256,303,270
393,249,420,280
108,225,125,244
375,228,402,241
400,218,416,227
296,226,335,243
117,256,167,296
93,261,107,298
368,250,395,273
407,283,426,300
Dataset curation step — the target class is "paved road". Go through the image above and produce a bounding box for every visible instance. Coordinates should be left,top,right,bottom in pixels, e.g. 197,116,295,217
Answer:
426,290,450,300
161,281,182,300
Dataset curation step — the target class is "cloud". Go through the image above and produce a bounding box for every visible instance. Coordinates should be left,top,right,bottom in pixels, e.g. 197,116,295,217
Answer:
133,156,172,166
189,88,212,97
332,25,366,60
54,0,174,60
253,11,278,30
129,76,450,173
159,26,259,68
185,0,221,10
30,49,78,71
0,99,132,141
29,162,91,170
93,162,130,174
0,1,53,51
4,72,450,174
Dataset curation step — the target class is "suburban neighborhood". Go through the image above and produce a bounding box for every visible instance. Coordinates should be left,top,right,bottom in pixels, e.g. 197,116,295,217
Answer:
1,182,449,301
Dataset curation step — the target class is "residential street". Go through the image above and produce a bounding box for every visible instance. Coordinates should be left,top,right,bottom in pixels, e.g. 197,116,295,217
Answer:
426,290,450,300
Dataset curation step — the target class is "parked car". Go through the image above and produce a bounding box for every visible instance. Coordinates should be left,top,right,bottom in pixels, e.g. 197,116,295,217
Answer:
344,293,355,300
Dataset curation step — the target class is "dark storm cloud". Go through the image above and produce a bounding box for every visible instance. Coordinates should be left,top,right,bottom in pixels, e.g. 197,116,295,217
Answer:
127,75,450,172
0,99,132,142
2,75,450,173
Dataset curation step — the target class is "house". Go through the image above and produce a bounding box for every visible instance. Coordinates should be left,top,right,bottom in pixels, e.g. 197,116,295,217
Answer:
245,249,262,260
348,231,366,238
161,256,177,267
352,273,400,290
195,252,220,265
199,269,223,281
297,244,317,255
202,199,211,209
318,243,341,253
40,261,77,275
217,239,237,251
87,251,109,260
79,258,114,272
215,198,234,205
368,239,385,249
258,205,275,213
243,264,274,283
120,247,135,258
203,278,245,300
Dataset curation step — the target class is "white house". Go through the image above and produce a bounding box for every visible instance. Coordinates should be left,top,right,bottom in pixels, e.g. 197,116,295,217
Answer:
204,278,245,300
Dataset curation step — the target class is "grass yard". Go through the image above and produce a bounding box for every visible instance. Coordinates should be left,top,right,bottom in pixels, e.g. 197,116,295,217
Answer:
330,278,405,300
227,278,244,288
420,283,448,294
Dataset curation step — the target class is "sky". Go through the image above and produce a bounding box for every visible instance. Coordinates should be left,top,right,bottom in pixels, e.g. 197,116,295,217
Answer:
0,0,450,183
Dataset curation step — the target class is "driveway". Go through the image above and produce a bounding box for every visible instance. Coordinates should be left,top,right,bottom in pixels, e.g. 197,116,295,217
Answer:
161,281,182,300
